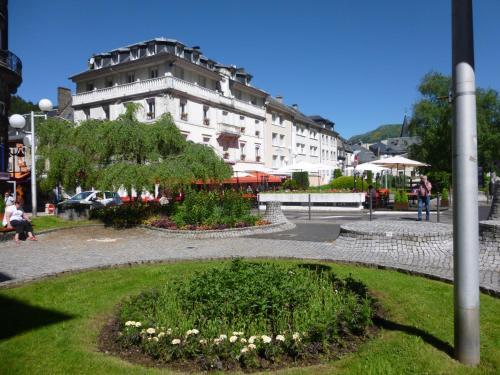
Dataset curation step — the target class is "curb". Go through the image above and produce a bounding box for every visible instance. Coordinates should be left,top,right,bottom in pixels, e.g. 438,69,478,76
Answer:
140,221,296,239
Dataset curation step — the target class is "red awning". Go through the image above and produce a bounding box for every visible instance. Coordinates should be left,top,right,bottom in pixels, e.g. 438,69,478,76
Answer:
196,172,283,185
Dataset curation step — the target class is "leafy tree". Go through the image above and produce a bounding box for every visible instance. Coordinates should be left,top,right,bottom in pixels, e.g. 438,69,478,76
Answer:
36,106,231,193
9,95,38,115
409,72,500,177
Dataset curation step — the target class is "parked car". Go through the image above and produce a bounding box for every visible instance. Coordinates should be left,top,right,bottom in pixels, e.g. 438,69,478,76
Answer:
58,191,122,211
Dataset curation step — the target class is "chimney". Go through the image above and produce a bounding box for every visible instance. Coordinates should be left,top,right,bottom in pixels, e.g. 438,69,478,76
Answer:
276,95,283,103
292,104,299,110
57,87,74,121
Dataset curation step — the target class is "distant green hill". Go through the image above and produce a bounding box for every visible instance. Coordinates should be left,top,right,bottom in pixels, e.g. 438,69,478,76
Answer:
349,124,402,144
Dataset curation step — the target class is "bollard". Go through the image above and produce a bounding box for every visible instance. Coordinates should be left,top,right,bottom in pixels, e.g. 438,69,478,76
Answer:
437,193,440,223
308,194,311,221
369,188,373,221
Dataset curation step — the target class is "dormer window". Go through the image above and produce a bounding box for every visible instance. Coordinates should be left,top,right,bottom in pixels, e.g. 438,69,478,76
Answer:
94,57,102,69
147,43,156,56
86,82,95,91
192,52,199,63
111,52,119,64
176,45,183,56
130,48,139,60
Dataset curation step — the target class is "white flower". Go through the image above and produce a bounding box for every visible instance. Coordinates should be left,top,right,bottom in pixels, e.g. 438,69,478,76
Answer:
261,335,272,344
147,337,152,341
186,330,193,336
240,347,249,354
292,332,301,341
125,321,135,327
229,336,238,343
219,334,227,340
248,343,256,350
146,328,156,335
191,329,199,335
276,335,285,342
248,336,257,344
153,337,159,342
166,328,172,335
199,339,207,345
158,332,165,338
240,338,247,344
171,339,181,345
232,331,244,336
213,338,221,345
135,322,142,328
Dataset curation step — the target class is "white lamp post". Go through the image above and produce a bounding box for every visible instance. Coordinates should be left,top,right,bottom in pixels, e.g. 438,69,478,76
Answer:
8,98,53,216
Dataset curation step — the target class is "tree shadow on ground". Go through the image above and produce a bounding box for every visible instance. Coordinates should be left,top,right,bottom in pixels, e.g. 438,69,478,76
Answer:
373,316,454,357
0,295,74,341
0,272,13,282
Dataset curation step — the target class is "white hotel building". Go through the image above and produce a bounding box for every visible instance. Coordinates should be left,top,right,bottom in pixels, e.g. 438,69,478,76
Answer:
70,38,340,180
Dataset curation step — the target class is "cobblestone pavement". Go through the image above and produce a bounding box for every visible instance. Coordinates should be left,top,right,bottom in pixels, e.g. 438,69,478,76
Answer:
0,225,498,294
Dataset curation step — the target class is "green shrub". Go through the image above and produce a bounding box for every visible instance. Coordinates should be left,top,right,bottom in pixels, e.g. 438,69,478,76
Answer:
366,171,373,184
331,176,367,191
292,171,309,190
441,188,449,201
333,168,343,179
90,203,163,228
117,260,373,371
171,190,254,227
394,190,408,204
281,179,299,190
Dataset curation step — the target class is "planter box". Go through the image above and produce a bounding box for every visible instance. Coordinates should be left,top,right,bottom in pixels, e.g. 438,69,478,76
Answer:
258,192,365,211
394,202,409,210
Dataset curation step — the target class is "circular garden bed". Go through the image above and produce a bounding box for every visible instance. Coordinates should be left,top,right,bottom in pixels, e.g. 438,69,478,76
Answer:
101,260,376,372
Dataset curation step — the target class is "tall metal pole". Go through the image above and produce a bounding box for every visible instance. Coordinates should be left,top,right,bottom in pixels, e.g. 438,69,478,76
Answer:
30,111,37,216
452,0,480,365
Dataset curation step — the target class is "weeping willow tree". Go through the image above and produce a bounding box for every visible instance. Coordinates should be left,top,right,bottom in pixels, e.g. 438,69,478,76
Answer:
36,105,231,194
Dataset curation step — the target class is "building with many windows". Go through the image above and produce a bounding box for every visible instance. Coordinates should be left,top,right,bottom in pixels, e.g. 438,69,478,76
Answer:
70,38,268,172
69,37,341,181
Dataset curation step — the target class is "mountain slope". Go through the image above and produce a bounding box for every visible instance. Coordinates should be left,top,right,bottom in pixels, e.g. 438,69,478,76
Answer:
349,124,402,144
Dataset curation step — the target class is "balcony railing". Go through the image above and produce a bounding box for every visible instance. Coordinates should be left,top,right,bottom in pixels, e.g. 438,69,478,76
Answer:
217,123,242,138
72,76,265,117
0,50,22,77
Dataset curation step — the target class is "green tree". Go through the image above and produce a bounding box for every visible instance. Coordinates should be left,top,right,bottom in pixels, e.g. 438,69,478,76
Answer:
409,72,500,176
9,95,38,115
36,106,231,193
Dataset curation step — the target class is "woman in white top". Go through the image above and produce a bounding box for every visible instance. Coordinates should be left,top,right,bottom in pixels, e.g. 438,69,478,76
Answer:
5,200,37,244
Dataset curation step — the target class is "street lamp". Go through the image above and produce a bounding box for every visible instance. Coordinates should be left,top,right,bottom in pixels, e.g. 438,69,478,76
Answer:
8,98,53,216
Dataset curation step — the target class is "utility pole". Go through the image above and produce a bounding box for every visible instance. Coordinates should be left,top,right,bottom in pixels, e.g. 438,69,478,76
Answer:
452,0,480,366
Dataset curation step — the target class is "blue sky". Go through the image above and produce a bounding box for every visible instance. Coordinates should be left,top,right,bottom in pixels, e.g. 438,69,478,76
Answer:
9,0,500,138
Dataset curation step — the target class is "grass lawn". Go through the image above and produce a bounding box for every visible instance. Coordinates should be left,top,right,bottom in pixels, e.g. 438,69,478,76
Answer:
31,216,98,232
0,260,498,375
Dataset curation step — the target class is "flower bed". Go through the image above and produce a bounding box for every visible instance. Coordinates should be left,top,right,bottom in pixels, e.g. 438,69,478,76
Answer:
107,260,374,371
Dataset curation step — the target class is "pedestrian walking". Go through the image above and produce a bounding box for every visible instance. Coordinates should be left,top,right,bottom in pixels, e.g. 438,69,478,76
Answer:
417,175,432,221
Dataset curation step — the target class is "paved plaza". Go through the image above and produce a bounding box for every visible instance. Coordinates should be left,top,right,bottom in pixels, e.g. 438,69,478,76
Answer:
0,217,498,294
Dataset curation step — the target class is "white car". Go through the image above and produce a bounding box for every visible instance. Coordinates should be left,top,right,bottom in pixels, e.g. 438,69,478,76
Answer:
58,190,122,210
